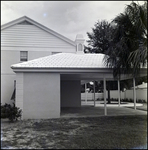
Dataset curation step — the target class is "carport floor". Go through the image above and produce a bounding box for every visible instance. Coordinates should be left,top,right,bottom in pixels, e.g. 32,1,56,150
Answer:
60,105,147,118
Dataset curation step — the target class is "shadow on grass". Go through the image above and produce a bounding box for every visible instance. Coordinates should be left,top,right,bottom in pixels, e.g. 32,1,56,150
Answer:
1,115,147,149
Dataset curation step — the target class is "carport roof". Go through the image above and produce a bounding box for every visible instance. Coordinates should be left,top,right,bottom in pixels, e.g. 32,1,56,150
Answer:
11,53,147,80
11,53,107,69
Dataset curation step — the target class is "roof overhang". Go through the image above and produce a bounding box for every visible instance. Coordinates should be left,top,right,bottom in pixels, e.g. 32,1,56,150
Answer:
11,53,147,81
11,67,147,81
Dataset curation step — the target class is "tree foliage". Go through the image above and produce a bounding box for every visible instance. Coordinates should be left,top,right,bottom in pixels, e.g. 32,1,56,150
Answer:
86,20,115,54
85,1,147,103
86,1,147,78
104,1,147,77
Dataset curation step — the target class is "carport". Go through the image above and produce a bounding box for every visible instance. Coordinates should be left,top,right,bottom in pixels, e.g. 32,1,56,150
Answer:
11,53,147,120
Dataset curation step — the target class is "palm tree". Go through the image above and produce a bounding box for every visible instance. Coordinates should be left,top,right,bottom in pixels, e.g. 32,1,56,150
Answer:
126,1,147,74
104,1,147,78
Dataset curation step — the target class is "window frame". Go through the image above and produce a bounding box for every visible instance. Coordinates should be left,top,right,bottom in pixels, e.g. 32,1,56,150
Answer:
20,51,28,61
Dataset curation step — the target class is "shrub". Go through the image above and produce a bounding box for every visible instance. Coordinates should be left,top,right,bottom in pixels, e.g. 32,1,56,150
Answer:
138,99,142,103
111,98,114,101
1,103,22,122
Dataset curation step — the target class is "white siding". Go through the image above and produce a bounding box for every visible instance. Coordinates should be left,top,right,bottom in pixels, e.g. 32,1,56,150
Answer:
1,24,75,48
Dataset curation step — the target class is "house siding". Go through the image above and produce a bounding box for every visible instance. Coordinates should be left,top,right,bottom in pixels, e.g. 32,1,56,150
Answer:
1,24,75,48
1,22,76,105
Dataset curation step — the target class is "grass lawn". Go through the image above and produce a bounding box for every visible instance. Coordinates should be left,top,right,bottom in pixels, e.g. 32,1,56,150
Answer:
1,115,147,149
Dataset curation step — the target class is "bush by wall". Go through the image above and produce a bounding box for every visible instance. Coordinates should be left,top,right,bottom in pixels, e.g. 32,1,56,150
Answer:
1,103,22,122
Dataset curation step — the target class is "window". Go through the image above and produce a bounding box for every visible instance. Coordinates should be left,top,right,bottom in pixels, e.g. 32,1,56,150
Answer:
78,44,82,51
20,51,28,61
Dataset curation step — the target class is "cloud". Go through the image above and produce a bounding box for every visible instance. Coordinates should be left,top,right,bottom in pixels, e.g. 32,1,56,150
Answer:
1,1,146,44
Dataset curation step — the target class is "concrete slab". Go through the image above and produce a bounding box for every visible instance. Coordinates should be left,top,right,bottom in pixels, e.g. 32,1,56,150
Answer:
61,102,147,118
81,101,143,107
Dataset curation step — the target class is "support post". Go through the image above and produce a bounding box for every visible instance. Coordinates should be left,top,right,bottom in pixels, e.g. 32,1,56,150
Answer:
133,77,136,110
93,81,96,107
85,83,87,104
104,77,107,115
118,79,120,107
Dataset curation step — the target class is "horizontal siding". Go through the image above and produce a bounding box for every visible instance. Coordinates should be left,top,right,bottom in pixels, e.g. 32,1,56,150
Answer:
1,25,75,48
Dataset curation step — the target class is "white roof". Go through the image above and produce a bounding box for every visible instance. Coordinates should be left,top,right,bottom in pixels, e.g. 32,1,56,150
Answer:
11,53,107,69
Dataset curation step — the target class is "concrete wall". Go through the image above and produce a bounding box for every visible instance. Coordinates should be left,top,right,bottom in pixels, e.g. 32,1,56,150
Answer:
15,73,24,119
61,80,81,107
22,73,60,119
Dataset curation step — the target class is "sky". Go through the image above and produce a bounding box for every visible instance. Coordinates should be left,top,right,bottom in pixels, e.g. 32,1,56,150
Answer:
1,1,145,45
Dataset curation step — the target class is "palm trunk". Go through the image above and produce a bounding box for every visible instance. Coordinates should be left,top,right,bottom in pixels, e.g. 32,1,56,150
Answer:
107,82,111,104
107,89,111,104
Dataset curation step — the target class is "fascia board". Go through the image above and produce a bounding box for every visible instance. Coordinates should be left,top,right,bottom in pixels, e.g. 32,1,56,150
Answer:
11,67,113,73
1,16,27,30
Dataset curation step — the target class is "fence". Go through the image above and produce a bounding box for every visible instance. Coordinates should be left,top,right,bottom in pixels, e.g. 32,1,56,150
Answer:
81,93,104,100
81,89,147,102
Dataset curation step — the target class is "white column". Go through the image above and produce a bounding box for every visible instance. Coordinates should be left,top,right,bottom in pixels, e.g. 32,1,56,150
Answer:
133,77,136,110
104,77,107,115
85,83,87,104
93,81,96,107
118,79,120,107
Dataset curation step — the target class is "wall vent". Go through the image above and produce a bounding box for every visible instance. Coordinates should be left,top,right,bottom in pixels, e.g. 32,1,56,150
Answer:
17,20,33,25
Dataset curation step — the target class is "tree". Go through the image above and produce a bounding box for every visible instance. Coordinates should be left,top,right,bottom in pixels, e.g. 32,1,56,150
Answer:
86,2,147,103
86,20,116,103
126,1,147,74
86,20,115,54
104,1,147,77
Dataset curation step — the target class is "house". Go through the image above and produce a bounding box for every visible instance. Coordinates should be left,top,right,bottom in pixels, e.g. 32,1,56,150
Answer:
1,16,84,105
11,52,147,119
2,16,147,120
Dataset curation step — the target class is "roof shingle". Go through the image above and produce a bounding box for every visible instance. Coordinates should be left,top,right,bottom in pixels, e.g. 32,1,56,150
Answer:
11,53,107,69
